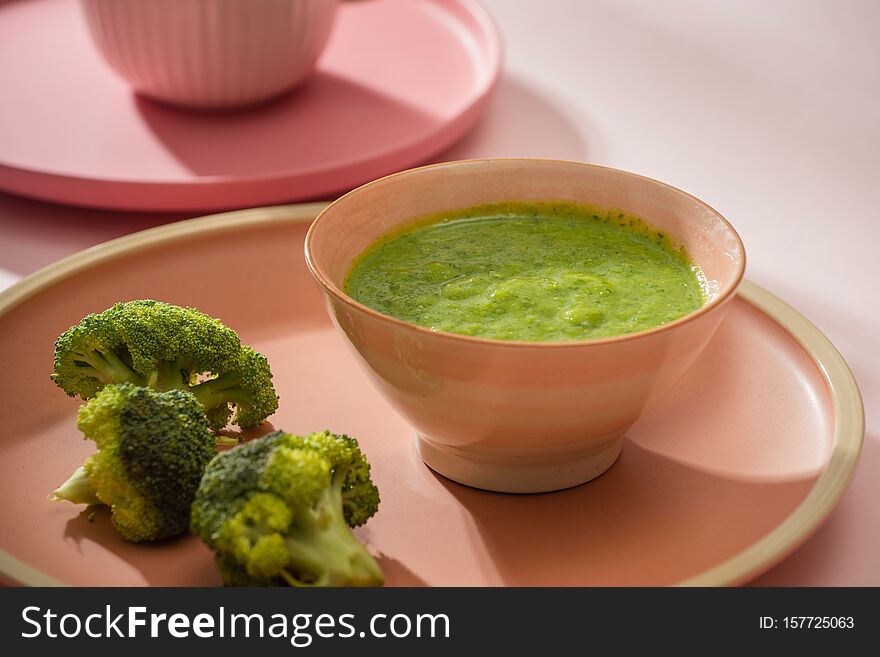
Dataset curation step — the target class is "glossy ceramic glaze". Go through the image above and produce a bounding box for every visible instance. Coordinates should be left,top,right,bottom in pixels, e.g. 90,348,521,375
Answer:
82,0,340,109
0,0,500,210
306,160,746,492
0,205,860,586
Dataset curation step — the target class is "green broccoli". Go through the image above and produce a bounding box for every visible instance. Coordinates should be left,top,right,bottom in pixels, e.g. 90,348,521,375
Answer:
51,300,279,430
51,383,216,542
191,430,383,587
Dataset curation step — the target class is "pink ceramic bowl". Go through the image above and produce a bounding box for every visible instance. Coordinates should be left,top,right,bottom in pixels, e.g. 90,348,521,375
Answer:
81,0,340,110
305,159,746,493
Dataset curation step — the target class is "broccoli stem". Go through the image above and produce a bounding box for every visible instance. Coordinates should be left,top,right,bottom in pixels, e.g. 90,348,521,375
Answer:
73,349,144,387
188,373,252,409
153,360,174,391
282,480,383,587
147,358,194,392
279,569,319,587
50,464,102,506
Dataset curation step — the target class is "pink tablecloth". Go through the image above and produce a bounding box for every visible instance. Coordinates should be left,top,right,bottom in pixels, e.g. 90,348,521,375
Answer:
1,0,877,584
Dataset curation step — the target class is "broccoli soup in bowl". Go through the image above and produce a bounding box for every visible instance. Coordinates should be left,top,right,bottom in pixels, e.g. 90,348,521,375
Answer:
345,201,707,342
305,159,745,493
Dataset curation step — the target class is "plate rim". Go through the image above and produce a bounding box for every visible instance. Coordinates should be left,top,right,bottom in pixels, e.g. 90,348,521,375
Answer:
0,0,503,211
0,203,865,587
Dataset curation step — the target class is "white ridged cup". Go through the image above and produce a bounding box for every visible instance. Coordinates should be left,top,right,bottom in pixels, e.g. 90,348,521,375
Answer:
81,0,341,110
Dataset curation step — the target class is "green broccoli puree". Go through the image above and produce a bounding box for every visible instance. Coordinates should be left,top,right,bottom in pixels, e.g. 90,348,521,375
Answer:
344,201,705,342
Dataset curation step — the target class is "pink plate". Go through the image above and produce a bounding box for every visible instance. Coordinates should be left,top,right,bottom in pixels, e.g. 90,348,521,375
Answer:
0,205,863,586
0,0,500,212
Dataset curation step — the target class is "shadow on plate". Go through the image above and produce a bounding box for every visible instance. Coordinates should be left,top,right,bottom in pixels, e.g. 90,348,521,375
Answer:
63,506,221,586
431,440,818,586
135,71,440,178
374,553,429,588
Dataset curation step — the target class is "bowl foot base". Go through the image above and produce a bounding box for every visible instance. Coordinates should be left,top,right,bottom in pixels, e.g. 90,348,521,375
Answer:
415,433,624,493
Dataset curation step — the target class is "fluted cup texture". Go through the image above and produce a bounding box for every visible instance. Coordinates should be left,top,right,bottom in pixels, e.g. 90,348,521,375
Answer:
82,0,340,109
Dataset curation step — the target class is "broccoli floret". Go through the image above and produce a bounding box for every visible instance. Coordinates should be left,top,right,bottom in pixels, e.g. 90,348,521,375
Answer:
51,300,279,430
191,430,383,587
51,383,216,542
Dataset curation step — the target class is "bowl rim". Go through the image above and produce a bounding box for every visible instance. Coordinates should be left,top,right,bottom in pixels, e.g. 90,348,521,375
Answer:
304,157,747,349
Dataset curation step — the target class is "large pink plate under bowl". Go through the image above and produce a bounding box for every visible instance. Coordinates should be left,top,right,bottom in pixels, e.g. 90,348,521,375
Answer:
0,205,864,586
0,0,500,212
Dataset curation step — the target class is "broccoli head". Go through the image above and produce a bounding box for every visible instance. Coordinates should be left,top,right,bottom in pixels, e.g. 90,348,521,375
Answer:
191,430,383,587
51,300,279,430
51,383,216,542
